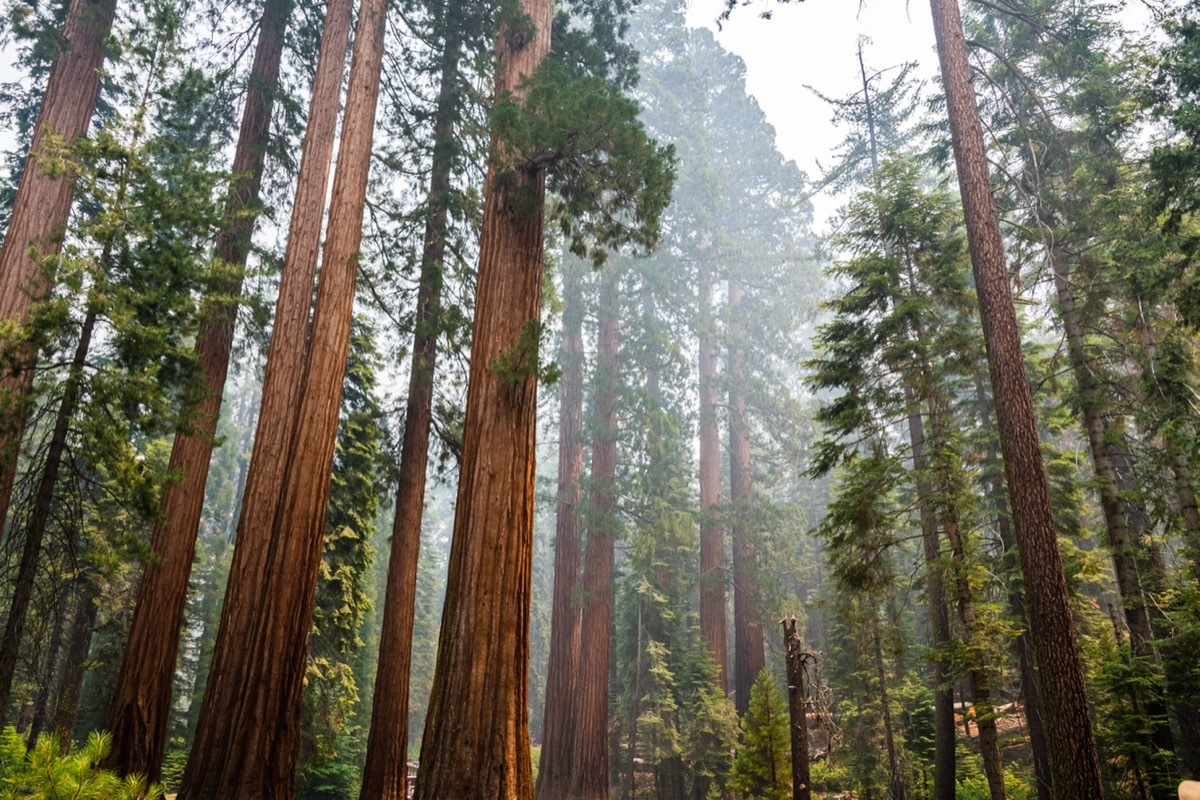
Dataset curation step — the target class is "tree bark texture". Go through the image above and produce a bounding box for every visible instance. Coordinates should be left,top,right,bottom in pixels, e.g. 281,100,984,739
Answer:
535,262,585,800
929,0,1104,794
179,0,380,795
0,0,118,539
0,306,96,722
361,1,463,792
411,0,551,793
698,264,727,693
782,619,811,800
569,269,620,800
104,0,293,779
728,278,764,715
905,402,956,800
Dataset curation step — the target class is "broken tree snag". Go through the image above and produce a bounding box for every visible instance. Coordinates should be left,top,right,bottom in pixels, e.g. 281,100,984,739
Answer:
783,617,812,800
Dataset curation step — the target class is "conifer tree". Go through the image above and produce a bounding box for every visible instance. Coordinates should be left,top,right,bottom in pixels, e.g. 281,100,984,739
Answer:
730,670,791,800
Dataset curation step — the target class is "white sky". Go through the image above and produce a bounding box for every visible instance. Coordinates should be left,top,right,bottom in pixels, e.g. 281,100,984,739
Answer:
684,0,940,224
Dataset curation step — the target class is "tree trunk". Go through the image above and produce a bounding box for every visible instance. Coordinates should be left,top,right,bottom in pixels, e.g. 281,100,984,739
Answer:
870,611,905,800
104,0,294,780
26,584,71,748
51,581,98,745
535,260,586,800
411,0,551,793
0,306,96,721
973,374,1052,800
928,0,1103,794
360,4,464,797
0,0,118,537
179,0,382,795
728,277,764,715
904,399,955,800
782,618,811,800
570,268,621,800
698,264,727,693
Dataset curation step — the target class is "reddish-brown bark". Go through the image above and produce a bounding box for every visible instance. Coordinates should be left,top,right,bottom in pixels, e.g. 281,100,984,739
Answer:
929,0,1103,795
411,1,551,792
570,269,621,800
535,262,585,800
0,0,117,543
179,0,376,795
698,265,727,693
728,278,764,715
103,0,293,779
360,1,463,792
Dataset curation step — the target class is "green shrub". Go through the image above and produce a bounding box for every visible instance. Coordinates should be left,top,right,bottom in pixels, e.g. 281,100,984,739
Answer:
0,727,162,800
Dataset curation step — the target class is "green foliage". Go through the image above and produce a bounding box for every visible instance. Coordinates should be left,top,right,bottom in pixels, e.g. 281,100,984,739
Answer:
730,670,791,800
0,728,161,800
489,29,676,266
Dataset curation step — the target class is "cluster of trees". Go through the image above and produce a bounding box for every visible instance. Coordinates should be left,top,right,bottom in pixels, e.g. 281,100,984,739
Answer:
2,0,1200,798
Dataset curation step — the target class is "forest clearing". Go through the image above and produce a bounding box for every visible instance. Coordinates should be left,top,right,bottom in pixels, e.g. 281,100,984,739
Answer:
0,0,1197,797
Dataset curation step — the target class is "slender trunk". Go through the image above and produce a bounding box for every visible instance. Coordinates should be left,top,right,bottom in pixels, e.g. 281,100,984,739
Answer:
0,0,118,536
104,0,293,779
904,399,955,800
411,0,551,792
0,306,96,720
26,585,71,748
51,581,98,745
698,264,727,693
929,0,1103,794
870,611,905,800
360,3,463,796
570,269,621,800
728,278,764,715
535,260,586,799
783,618,811,800
973,374,1052,800
179,0,383,795
1049,249,1177,790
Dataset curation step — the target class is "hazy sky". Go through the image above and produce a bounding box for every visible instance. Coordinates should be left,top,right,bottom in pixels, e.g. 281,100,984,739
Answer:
684,0,940,223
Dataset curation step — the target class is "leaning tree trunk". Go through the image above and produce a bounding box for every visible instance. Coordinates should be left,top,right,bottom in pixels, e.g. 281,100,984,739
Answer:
0,0,118,538
782,618,811,800
698,263,727,693
570,268,621,800
728,277,764,715
411,0,551,792
870,610,906,800
535,260,586,800
904,396,956,800
103,0,295,780
929,0,1103,795
360,1,465,792
0,306,96,722
178,0,382,796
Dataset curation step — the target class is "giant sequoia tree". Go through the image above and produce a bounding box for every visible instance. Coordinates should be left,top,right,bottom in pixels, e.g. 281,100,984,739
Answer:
179,0,384,794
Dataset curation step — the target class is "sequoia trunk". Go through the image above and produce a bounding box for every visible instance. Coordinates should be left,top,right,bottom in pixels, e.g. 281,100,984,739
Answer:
535,261,586,799
179,0,377,795
728,278,764,715
411,0,551,792
104,0,293,779
360,1,464,792
698,264,727,692
0,0,117,536
570,269,621,800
